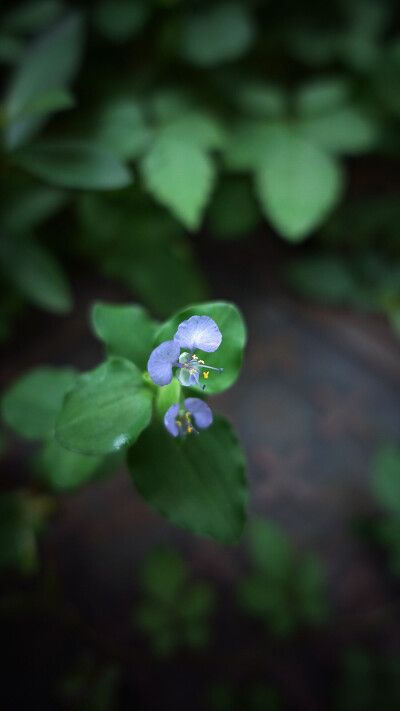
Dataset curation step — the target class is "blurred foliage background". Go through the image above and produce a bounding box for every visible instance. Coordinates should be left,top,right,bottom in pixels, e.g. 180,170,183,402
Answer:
0,0,400,709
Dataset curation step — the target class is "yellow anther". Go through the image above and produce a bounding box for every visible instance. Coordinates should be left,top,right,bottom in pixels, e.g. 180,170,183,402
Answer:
185,412,191,421
176,419,181,426
192,354,198,360
188,426,193,434
190,368,197,375
198,360,205,364
203,371,209,379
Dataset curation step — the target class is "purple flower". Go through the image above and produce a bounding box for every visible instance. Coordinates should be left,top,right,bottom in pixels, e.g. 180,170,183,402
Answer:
174,315,222,353
164,398,213,437
147,340,180,386
147,315,223,390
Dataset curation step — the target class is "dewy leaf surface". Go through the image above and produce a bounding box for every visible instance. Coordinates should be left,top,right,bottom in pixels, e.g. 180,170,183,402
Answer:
55,357,152,455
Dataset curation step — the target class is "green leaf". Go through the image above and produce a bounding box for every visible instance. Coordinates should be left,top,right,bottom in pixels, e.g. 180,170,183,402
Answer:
154,301,246,395
295,78,350,115
15,88,75,119
234,81,287,118
4,13,84,148
3,1,65,35
255,126,343,241
91,302,158,371
1,367,76,440
180,2,255,66
299,107,378,155
34,438,103,492
93,0,150,42
93,99,152,160
55,357,152,455
224,120,275,171
141,135,215,230
14,140,132,190
0,236,72,313
159,111,227,151
208,176,261,240
128,415,248,544
139,547,186,601
371,446,400,515
248,518,293,579
1,184,68,232
180,583,215,619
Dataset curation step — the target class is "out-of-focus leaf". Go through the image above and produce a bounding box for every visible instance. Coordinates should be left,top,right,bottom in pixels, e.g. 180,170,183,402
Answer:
180,2,255,66
159,111,227,150
285,256,361,305
295,78,350,115
1,184,68,232
141,135,215,229
248,518,293,579
0,491,50,574
14,140,132,190
55,357,152,455
0,235,72,313
15,88,75,119
139,547,186,602
1,366,76,440
4,13,84,148
93,98,152,160
255,126,343,241
128,415,248,544
0,34,25,63
91,302,158,371
299,107,378,155
34,438,103,492
3,1,65,34
93,0,150,42
233,81,287,118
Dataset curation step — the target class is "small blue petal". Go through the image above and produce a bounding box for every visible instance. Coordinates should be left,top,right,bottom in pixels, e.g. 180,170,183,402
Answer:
184,397,213,430
174,315,222,353
164,402,180,437
148,340,180,386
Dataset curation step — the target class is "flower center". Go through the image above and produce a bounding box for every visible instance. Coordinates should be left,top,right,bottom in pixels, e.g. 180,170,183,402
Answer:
175,409,197,437
177,352,223,389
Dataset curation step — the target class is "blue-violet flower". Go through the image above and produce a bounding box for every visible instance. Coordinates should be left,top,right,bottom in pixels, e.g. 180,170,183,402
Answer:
164,397,213,437
147,315,223,389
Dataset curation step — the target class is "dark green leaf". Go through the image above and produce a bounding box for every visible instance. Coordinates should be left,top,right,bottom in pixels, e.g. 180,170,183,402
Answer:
91,302,158,371
1,184,68,232
0,236,72,313
139,547,186,601
299,107,378,155
208,176,261,239
34,438,103,492
93,0,150,42
248,518,293,579
128,415,247,544
3,1,65,35
180,2,255,66
55,357,152,455
1,366,76,440
154,301,246,395
14,140,132,190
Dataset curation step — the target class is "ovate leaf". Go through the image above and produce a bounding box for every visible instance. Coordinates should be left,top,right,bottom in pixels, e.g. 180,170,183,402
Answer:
55,357,152,455
180,2,255,66
299,107,378,155
91,302,158,371
0,236,72,313
14,140,132,190
1,367,76,440
128,415,247,544
34,438,103,492
141,136,215,230
255,126,343,241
